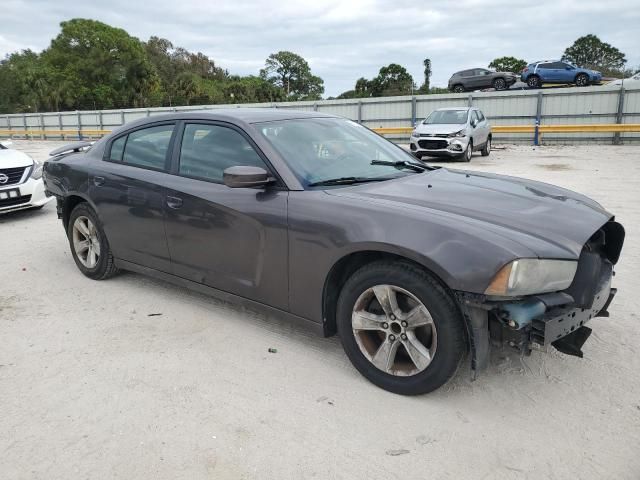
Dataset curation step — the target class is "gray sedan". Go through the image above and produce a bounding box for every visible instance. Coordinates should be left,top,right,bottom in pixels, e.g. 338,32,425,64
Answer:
43,109,624,395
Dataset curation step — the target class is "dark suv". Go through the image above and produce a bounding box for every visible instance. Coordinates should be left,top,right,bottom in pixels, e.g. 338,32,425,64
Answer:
448,68,518,93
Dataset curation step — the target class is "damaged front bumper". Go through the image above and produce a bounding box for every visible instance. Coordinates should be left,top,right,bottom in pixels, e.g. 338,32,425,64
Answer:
456,221,623,377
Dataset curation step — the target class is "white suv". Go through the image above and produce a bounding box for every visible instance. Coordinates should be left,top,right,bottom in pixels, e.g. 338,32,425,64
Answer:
0,141,53,213
410,107,492,162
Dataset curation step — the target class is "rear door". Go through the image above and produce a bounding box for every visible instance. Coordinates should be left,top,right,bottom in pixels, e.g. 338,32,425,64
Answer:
163,121,289,310
536,62,559,82
90,123,176,272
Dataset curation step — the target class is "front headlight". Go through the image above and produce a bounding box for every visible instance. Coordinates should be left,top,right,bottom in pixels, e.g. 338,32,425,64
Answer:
30,161,43,180
449,129,466,137
411,130,420,138
485,259,578,297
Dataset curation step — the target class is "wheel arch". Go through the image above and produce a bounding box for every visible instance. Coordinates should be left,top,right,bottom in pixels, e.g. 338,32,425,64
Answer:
321,249,454,337
61,193,96,231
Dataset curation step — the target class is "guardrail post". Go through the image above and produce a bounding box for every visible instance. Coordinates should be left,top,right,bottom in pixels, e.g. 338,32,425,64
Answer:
98,111,104,131
39,114,45,140
313,103,318,112
6,115,12,139
120,110,125,126
411,96,417,126
58,113,63,140
534,91,543,146
357,101,362,124
613,87,625,145
77,111,83,140
23,115,29,140
467,94,473,107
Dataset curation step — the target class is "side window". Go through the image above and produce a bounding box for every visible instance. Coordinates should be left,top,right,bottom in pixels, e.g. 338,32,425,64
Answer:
538,63,553,70
460,70,473,77
109,135,126,162
179,124,267,183
122,124,174,170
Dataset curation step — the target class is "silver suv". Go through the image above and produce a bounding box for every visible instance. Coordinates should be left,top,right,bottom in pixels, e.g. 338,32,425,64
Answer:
410,107,491,162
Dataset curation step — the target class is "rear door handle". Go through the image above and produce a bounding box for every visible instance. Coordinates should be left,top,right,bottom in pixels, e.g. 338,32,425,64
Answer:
93,176,105,186
166,196,183,209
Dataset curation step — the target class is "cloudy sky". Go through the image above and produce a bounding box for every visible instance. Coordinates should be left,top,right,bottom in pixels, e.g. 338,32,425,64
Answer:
1,0,638,97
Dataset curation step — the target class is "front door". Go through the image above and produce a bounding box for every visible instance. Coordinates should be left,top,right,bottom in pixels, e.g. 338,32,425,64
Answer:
90,123,176,273
163,122,289,310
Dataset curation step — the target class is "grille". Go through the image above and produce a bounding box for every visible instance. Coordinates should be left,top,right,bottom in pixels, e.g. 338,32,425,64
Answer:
0,166,28,186
0,194,31,208
418,139,448,150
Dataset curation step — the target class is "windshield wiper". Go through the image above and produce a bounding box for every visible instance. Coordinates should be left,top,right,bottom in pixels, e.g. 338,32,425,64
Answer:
308,176,394,187
370,159,433,172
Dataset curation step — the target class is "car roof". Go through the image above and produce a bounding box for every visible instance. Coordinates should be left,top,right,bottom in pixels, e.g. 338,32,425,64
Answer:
434,107,471,111
111,108,337,134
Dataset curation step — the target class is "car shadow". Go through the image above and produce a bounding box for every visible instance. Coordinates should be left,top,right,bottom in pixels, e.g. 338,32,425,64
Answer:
111,268,554,400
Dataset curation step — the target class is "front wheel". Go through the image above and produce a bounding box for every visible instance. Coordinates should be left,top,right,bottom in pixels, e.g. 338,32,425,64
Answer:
481,137,491,156
336,261,466,395
460,140,473,162
67,202,119,280
452,84,465,93
493,78,507,90
575,73,589,87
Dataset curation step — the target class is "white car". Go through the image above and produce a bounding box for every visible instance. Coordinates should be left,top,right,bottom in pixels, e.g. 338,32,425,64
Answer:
605,72,640,88
0,140,53,213
409,107,492,162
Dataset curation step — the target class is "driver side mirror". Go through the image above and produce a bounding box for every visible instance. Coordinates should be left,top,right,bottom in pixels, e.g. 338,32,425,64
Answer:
223,166,274,188
470,119,478,128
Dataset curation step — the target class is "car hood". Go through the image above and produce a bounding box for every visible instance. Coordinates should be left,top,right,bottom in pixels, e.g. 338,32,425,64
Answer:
327,168,611,258
0,149,35,168
415,123,466,135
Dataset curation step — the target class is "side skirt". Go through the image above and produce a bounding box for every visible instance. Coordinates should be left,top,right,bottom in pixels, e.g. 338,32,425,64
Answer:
115,258,324,336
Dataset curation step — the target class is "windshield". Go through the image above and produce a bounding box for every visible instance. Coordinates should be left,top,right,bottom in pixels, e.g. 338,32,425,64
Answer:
423,110,469,125
256,117,423,187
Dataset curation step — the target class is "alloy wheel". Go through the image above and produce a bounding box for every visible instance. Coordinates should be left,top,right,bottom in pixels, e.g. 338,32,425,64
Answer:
72,215,101,268
351,284,437,377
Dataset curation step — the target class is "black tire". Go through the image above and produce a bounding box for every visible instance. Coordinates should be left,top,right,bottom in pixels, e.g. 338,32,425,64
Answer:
527,75,541,88
493,78,507,90
460,140,473,162
575,73,589,87
67,202,119,280
336,261,466,395
452,84,465,93
481,136,491,156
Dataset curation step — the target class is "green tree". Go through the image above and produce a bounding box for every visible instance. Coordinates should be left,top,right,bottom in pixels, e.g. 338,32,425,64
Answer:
260,51,324,100
562,34,627,76
370,63,414,96
488,56,527,73
42,18,160,109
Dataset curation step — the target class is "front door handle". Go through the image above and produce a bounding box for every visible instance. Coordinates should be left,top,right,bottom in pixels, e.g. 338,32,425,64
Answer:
166,196,183,209
93,176,105,186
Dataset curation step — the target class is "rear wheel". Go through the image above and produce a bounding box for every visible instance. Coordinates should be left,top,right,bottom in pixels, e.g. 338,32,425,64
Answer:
452,84,465,93
336,261,466,395
527,75,541,88
575,73,589,87
493,78,507,90
67,203,119,280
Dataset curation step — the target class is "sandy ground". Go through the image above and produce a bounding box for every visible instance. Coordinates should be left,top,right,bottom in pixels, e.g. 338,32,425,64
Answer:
1,140,640,480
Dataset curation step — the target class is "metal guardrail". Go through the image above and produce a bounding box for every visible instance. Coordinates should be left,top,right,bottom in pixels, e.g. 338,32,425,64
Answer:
375,124,640,135
2,124,640,140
